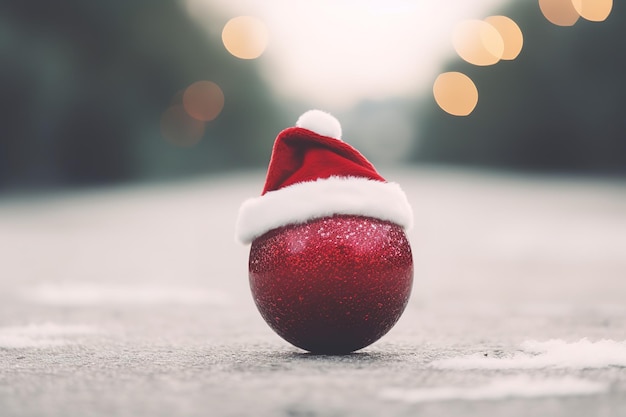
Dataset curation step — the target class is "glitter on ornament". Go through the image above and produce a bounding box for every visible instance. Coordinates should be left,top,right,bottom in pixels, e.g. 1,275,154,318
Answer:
235,110,414,354
250,215,413,354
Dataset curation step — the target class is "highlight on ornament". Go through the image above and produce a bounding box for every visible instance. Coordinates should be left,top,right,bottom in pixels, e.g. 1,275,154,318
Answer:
433,72,479,117
539,0,612,26
222,16,269,59
235,110,414,354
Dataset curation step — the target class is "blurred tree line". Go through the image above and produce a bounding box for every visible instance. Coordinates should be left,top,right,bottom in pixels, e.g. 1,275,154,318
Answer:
2,1,624,193
0,0,287,191
412,0,626,176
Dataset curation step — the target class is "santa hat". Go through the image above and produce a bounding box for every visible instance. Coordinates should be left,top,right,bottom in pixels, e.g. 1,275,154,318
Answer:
235,110,413,244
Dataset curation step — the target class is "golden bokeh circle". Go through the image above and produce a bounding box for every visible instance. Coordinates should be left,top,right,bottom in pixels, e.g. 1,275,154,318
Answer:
484,16,523,60
433,72,479,117
182,81,225,122
222,16,269,60
571,0,612,22
539,0,580,26
453,20,504,66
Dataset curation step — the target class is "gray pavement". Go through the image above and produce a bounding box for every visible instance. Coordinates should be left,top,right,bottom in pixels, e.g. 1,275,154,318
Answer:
1,168,625,417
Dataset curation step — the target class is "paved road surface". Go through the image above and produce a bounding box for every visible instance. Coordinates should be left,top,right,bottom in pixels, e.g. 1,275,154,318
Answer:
1,168,625,417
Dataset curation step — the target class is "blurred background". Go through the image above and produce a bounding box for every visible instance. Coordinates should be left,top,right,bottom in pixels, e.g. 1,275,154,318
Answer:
0,0,623,193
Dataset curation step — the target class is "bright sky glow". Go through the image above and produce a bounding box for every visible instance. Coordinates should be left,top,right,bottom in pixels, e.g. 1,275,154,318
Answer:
184,0,511,110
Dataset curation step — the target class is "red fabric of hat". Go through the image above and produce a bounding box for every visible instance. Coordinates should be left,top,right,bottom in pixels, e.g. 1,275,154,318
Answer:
262,126,385,195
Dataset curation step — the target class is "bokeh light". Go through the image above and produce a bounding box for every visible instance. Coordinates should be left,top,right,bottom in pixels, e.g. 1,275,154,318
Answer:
539,0,580,26
182,81,224,122
484,16,523,60
222,16,269,60
453,20,504,66
160,105,205,147
571,0,612,22
433,72,478,117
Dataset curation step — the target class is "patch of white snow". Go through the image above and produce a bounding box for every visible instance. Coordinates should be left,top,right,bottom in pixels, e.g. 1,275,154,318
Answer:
0,323,99,348
433,338,626,370
380,376,607,403
21,283,232,306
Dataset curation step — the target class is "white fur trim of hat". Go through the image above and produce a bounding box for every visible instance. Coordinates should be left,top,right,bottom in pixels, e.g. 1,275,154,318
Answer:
235,176,413,244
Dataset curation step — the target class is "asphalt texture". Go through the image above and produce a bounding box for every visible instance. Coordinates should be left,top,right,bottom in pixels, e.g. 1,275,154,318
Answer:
1,168,625,417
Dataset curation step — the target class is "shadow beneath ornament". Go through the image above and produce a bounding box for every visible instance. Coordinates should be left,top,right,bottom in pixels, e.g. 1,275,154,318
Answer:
279,350,409,364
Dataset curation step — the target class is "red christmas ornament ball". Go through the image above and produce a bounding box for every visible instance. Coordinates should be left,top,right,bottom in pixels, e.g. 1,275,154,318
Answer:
249,215,413,354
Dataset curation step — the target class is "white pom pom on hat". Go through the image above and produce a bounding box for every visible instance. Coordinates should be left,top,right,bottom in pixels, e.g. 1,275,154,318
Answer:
296,109,342,140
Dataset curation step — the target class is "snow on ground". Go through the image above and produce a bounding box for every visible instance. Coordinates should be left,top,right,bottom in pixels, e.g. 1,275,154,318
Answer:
0,323,99,348
433,338,626,370
380,376,607,403
20,283,232,306
0,168,625,417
